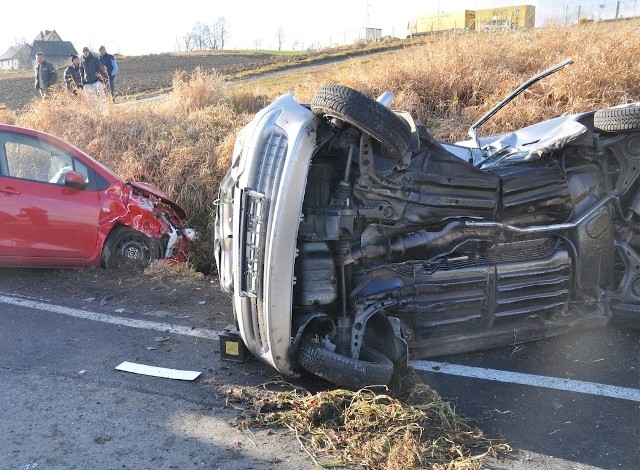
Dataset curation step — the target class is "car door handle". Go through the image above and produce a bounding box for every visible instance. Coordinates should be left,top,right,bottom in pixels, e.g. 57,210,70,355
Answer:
0,186,21,195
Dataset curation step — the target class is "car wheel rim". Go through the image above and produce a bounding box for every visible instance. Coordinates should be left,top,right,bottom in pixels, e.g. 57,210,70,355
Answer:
118,239,149,261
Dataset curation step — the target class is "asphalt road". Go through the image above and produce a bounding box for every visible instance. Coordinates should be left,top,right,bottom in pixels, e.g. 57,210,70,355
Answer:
0,286,638,469
412,326,639,469
0,296,311,469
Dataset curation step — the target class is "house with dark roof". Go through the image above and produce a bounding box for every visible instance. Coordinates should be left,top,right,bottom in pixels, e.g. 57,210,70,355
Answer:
0,30,77,72
0,44,32,71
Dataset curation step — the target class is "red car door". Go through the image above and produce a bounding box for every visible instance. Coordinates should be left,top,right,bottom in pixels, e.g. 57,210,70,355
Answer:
0,133,102,267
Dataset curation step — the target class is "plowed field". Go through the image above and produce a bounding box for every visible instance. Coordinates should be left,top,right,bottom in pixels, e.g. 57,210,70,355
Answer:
0,51,287,111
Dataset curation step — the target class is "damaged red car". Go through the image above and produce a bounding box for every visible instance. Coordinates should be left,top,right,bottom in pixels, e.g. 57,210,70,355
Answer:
0,124,196,269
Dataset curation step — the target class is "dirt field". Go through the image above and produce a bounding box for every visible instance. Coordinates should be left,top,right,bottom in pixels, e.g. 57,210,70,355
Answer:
0,51,287,111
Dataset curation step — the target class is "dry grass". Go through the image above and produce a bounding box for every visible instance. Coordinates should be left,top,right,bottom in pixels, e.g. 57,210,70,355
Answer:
222,377,510,469
11,19,640,269
0,103,16,124
143,259,205,282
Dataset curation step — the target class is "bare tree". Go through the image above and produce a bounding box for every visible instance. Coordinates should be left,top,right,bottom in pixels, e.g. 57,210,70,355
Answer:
307,41,323,53
276,27,285,51
10,36,28,47
254,39,262,50
179,18,229,52
178,32,196,51
191,22,213,50
212,17,228,50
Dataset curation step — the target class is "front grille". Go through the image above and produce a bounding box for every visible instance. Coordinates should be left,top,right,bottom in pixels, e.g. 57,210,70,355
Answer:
240,190,266,298
239,127,289,299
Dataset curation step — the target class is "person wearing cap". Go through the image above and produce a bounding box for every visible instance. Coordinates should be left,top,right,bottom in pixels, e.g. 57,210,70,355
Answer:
64,55,82,95
34,51,58,98
98,46,118,100
79,47,108,99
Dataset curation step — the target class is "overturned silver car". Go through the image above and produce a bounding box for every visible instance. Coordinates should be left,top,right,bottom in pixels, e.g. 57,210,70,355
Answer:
215,60,640,389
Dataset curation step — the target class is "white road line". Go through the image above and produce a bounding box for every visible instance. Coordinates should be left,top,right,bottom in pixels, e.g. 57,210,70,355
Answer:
411,360,640,402
0,294,219,340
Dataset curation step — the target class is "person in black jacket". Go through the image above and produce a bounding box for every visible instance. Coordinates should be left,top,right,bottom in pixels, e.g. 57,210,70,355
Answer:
64,55,82,95
98,46,118,100
34,52,58,98
79,47,108,99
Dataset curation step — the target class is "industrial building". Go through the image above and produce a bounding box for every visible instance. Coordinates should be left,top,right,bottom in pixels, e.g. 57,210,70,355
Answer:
408,4,536,36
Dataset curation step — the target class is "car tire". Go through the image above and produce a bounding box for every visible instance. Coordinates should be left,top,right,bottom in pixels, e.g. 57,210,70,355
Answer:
297,335,394,389
102,226,163,269
610,301,640,330
594,104,640,132
310,84,412,157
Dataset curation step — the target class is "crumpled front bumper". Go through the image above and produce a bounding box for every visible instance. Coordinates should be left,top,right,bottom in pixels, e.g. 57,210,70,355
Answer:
215,93,319,376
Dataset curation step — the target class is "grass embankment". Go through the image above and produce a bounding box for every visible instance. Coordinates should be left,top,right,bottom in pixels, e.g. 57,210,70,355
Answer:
1,19,638,469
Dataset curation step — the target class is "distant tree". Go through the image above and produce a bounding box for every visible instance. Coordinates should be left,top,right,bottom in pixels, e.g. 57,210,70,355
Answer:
307,41,323,53
10,36,28,47
292,39,299,50
177,32,195,51
192,22,213,50
254,39,262,50
212,17,228,50
276,28,285,51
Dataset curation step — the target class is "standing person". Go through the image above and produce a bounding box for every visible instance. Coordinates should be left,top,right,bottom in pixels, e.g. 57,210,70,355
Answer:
98,46,118,100
64,55,82,95
79,47,108,99
34,52,58,98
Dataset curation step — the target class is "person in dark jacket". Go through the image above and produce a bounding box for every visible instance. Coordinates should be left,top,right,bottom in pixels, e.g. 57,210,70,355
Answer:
98,46,118,100
79,47,108,98
64,55,82,95
34,52,58,98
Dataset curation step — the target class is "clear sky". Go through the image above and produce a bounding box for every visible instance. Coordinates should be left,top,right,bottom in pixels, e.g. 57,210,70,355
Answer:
1,0,636,56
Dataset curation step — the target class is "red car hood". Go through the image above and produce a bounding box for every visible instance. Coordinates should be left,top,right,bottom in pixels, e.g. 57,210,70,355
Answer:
127,181,189,220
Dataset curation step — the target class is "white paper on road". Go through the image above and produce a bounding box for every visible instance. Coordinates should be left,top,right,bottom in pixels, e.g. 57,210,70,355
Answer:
115,361,201,380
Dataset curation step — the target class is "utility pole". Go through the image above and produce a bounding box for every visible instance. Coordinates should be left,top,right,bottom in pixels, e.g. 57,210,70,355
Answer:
366,0,370,27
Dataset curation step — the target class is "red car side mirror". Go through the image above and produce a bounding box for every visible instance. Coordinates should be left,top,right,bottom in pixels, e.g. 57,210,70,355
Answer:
64,171,87,190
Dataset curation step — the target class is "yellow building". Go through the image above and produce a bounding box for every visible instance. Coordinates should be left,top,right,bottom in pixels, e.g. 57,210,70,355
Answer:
408,10,476,36
475,4,536,31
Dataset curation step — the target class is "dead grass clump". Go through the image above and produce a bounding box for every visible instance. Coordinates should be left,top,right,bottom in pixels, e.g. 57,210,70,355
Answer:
224,88,273,115
224,380,509,469
0,103,16,124
143,259,205,282
169,67,226,113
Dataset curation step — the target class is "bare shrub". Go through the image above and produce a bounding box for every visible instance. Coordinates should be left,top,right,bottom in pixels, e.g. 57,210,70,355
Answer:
169,67,225,113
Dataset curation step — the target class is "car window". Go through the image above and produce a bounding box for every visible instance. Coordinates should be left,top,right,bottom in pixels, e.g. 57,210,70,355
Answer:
2,138,91,187
5,142,51,182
